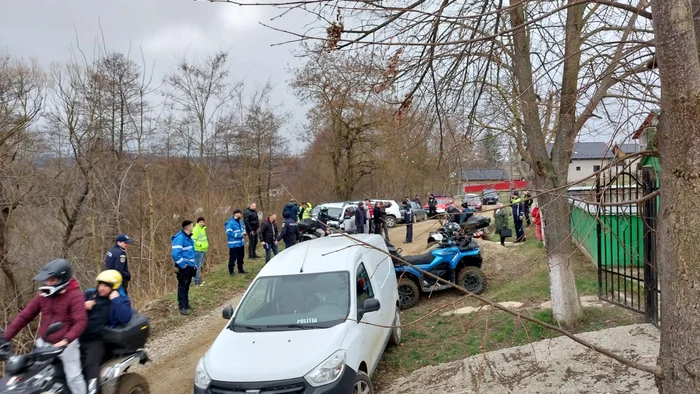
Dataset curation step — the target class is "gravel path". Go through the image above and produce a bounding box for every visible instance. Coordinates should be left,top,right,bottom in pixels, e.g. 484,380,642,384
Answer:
135,294,243,393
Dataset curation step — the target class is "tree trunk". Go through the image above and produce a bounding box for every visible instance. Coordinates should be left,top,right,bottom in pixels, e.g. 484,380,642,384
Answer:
509,0,583,326
651,0,700,391
0,207,22,311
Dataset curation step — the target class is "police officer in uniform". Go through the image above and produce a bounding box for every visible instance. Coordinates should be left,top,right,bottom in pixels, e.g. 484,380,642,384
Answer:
105,234,133,293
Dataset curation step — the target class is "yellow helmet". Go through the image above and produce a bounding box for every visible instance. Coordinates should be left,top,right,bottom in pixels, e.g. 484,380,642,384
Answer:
95,269,123,290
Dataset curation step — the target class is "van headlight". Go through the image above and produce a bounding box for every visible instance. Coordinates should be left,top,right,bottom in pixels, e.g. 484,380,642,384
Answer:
194,357,211,389
304,349,346,387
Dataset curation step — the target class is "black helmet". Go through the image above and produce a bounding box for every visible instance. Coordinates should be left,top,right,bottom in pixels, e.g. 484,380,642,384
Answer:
34,259,73,297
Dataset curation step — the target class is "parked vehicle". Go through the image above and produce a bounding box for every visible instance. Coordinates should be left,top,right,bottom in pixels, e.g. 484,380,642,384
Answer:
423,195,453,214
391,235,486,309
194,234,401,394
310,202,359,233
399,201,428,223
481,188,500,205
366,199,401,228
463,193,483,211
0,318,151,394
427,215,491,244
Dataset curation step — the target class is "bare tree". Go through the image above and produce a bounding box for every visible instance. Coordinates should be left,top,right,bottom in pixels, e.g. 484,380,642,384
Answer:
292,49,382,200
649,1,700,391
165,51,240,161
0,52,45,309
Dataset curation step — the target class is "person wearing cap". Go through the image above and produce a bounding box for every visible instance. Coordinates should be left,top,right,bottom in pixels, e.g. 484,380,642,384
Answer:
105,233,133,294
225,209,247,275
172,220,197,315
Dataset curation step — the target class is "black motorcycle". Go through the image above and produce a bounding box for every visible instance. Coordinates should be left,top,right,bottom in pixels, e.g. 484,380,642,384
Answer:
1,315,151,394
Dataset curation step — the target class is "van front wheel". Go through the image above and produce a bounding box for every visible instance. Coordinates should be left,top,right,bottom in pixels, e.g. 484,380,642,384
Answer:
354,371,374,394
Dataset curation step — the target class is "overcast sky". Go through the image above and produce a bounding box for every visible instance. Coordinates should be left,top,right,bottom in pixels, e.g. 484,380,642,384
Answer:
0,0,312,152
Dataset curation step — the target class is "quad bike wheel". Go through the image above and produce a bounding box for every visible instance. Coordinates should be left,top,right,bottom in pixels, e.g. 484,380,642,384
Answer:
117,373,150,394
397,277,420,310
457,266,486,294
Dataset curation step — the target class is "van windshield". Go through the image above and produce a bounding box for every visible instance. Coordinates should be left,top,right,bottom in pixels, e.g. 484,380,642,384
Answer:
231,271,351,332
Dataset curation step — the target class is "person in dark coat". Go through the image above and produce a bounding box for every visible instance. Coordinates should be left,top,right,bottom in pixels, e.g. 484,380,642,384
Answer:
380,202,390,240
282,199,300,222
403,200,414,243
260,213,279,263
278,211,301,249
446,204,461,223
511,191,526,242
104,233,133,293
523,191,533,226
81,269,132,393
373,202,382,235
413,195,422,207
428,194,437,217
355,202,366,233
243,203,261,259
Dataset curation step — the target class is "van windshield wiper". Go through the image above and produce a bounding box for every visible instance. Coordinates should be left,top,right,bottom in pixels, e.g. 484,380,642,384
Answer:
233,324,264,332
269,324,327,330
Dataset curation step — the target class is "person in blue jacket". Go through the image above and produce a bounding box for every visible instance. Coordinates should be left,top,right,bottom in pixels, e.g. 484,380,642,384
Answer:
80,269,132,394
172,220,197,315
225,209,247,275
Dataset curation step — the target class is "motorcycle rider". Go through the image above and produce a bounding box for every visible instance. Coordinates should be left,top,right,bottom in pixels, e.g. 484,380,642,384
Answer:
278,210,301,249
317,206,332,235
0,259,88,394
81,270,133,394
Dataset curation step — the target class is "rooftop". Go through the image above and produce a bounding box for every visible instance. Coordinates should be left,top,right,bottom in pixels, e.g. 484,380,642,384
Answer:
546,142,641,160
460,168,509,181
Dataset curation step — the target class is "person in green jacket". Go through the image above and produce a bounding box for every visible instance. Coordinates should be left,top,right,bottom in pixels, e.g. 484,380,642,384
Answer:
299,202,314,221
192,217,209,286
494,203,511,246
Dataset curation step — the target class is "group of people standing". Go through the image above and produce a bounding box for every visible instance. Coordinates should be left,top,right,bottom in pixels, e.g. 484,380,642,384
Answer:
494,190,543,245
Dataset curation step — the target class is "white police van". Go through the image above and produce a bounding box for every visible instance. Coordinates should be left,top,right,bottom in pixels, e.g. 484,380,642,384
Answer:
194,234,401,394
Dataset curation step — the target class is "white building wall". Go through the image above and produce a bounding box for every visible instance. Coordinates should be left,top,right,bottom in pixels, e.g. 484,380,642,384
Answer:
568,159,610,185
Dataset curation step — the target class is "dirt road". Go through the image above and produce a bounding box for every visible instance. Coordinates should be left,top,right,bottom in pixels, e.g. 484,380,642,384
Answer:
142,219,442,394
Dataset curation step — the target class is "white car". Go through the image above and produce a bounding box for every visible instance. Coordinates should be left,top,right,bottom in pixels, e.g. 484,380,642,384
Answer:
310,202,360,233
368,199,402,228
194,234,401,394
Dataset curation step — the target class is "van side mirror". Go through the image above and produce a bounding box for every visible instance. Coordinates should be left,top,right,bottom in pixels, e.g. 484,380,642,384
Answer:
358,298,381,321
45,322,63,337
222,306,234,320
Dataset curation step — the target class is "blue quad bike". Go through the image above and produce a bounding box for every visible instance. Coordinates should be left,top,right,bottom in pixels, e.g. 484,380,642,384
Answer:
386,236,486,310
